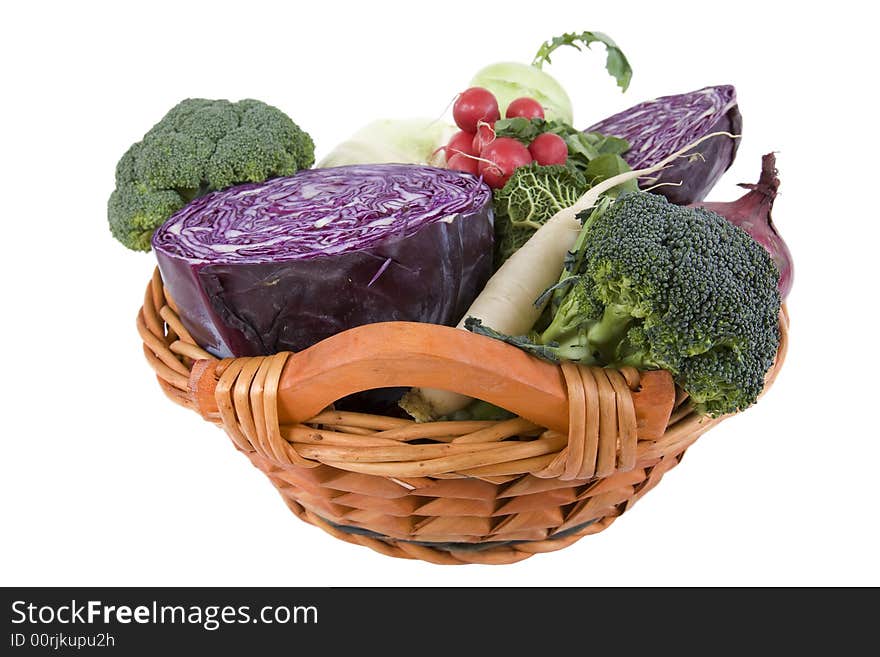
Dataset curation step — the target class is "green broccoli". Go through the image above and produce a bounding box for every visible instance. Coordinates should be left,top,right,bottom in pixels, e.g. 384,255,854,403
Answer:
108,98,315,251
468,192,781,417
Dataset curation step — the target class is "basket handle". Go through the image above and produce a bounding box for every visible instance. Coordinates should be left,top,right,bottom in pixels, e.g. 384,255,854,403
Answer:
189,321,675,439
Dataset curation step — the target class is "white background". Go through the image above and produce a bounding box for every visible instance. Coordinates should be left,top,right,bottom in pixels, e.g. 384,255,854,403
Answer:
1,1,876,586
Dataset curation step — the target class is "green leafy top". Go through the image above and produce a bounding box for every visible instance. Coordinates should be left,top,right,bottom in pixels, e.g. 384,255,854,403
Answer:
493,117,631,177
490,120,636,267
532,31,632,92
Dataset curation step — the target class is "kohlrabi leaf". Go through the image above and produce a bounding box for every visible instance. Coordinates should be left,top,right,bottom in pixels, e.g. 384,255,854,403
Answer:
532,31,632,92
492,119,631,174
592,134,630,156
584,154,637,196
564,132,601,164
493,117,546,144
464,318,562,363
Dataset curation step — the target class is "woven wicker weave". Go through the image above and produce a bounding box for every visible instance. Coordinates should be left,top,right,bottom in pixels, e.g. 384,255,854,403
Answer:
138,268,789,565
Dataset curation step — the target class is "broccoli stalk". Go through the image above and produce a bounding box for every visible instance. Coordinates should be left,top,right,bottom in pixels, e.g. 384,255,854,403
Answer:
469,191,781,417
585,303,635,360
540,279,592,345
108,98,315,251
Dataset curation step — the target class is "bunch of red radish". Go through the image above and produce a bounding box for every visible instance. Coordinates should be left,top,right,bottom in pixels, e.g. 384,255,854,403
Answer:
444,87,569,189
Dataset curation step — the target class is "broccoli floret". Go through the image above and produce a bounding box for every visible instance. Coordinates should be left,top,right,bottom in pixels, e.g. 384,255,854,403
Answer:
108,183,186,252
470,192,781,417
108,98,315,251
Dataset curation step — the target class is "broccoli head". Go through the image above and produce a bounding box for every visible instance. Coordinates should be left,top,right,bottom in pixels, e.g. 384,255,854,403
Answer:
108,98,315,251
469,192,781,417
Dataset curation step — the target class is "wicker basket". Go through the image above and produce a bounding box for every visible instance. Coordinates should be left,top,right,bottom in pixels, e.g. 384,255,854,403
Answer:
138,268,789,565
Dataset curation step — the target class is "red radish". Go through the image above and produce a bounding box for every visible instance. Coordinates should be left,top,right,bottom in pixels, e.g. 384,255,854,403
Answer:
472,122,495,153
478,138,532,189
506,97,545,120
453,87,500,133
446,131,477,160
528,132,568,166
447,153,480,176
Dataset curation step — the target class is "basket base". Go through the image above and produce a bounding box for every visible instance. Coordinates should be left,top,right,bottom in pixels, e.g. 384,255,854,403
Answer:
138,270,788,565
256,447,690,565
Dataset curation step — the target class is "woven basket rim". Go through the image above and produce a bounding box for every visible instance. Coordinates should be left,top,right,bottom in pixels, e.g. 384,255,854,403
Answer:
138,268,789,564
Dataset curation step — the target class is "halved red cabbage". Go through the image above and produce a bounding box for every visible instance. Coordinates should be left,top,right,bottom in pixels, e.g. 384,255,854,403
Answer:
152,164,494,358
585,85,742,204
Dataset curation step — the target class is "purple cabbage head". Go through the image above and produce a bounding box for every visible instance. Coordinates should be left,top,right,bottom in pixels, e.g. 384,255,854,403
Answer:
585,85,742,204
152,164,494,358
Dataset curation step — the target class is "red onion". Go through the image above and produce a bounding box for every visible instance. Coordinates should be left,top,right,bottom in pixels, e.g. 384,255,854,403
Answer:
690,153,792,299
